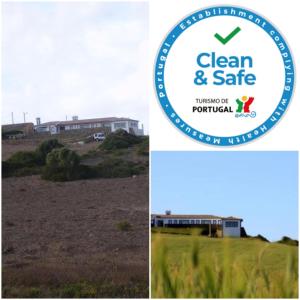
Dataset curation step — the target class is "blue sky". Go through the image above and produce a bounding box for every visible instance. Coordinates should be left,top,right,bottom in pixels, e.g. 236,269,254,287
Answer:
151,151,298,241
2,2,148,131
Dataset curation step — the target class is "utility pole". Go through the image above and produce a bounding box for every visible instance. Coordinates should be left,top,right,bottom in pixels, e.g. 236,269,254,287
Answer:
11,112,14,124
23,112,28,123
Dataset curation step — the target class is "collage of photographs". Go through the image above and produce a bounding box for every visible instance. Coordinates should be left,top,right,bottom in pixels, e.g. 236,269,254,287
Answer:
1,0,299,299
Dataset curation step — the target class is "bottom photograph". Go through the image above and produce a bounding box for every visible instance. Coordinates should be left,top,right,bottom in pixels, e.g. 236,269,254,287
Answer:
151,151,298,298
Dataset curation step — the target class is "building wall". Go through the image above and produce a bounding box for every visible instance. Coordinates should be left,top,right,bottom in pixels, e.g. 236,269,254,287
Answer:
222,220,241,237
36,120,143,135
152,217,242,238
153,218,222,227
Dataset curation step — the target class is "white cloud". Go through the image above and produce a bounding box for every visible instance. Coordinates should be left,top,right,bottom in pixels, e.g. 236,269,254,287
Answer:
2,2,149,132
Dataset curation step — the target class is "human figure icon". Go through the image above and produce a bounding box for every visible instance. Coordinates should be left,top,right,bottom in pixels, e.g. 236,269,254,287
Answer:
236,96,254,113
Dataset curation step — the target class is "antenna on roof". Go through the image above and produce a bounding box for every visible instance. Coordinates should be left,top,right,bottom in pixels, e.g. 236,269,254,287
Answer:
11,112,14,124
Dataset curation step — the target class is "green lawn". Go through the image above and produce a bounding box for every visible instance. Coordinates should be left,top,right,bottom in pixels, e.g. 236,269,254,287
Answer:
152,232,298,298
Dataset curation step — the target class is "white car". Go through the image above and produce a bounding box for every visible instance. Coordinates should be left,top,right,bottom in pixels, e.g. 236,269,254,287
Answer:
93,132,105,141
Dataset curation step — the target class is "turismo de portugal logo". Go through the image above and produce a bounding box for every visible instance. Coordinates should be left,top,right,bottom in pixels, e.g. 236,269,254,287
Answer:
154,6,294,146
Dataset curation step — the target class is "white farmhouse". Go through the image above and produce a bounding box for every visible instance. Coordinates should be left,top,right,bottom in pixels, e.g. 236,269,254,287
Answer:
35,117,144,135
151,213,243,237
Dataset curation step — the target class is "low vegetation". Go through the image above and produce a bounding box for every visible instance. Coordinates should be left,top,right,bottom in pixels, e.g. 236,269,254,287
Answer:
3,281,148,298
117,221,132,231
151,227,206,236
152,232,298,298
277,236,299,246
2,132,148,181
136,137,149,156
100,129,143,150
42,148,81,181
2,139,63,177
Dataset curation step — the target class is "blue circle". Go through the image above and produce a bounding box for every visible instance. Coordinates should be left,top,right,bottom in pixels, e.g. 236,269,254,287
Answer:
154,6,294,146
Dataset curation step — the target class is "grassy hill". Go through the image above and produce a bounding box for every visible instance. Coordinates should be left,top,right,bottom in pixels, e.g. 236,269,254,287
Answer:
152,232,298,298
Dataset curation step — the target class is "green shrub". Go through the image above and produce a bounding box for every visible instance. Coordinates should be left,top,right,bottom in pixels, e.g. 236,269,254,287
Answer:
136,137,149,156
117,221,132,231
254,234,270,242
2,139,64,178
2,161,15,177
77,165,99,179
42,148,81,181
100,129,142,150
7,151,38,168
152,227,206,236
278,236,299,246
2,151,41,177
23,287,42,298
96,158,143,178
35,139,63,164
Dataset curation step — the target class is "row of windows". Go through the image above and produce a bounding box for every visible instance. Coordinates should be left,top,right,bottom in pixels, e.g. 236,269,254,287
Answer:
114,122,127,129
167,219,222,225
65,123,112,130
224,221,239,228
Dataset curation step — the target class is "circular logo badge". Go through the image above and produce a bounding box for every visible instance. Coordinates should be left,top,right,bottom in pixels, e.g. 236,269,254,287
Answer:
154,6,294,146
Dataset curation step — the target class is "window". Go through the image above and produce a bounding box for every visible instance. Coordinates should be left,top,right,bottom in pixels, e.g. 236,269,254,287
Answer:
191,220,195,224
196,220,200,224
213,220,216,224
225,221,238,227
168,220,172,224
114,122,127,129
201,220,210,224
174,220,178,224
130,122,138,127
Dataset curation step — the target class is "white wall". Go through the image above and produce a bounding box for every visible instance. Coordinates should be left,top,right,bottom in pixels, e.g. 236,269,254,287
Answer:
222,220,241,237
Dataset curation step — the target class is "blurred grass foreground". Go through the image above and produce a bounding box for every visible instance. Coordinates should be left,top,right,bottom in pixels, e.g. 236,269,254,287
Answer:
151,232,298,298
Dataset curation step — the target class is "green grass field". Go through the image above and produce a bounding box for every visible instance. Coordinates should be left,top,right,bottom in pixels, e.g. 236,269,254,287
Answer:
152,232,298,298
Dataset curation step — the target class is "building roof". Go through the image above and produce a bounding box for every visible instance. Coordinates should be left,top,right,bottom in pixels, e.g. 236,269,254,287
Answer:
2,123,34,132
35,121,60,126
151,214,242,220
37,117,138,127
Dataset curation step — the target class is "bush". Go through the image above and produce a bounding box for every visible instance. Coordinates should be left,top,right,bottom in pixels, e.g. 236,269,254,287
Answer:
100,130,142,150
117,221,132,231
240,226,248,237
42,148,81,181
96,158,144,178
7,151,38,168
277,236,298,246
136,137,149,156
3,151,41,177
35,139,63,164
2,139,64,178
254,234,269,242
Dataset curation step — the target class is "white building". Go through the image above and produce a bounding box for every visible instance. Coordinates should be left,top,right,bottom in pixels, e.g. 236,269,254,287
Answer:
35,117,144,136
151,213,243,237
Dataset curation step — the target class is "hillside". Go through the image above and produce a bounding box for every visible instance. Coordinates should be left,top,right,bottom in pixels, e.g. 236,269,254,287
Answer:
3,175,148,298
2,132,149,298
152,232,298,298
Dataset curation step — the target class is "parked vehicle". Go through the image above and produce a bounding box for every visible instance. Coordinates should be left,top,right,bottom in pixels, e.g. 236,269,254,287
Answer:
93,132,105,141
